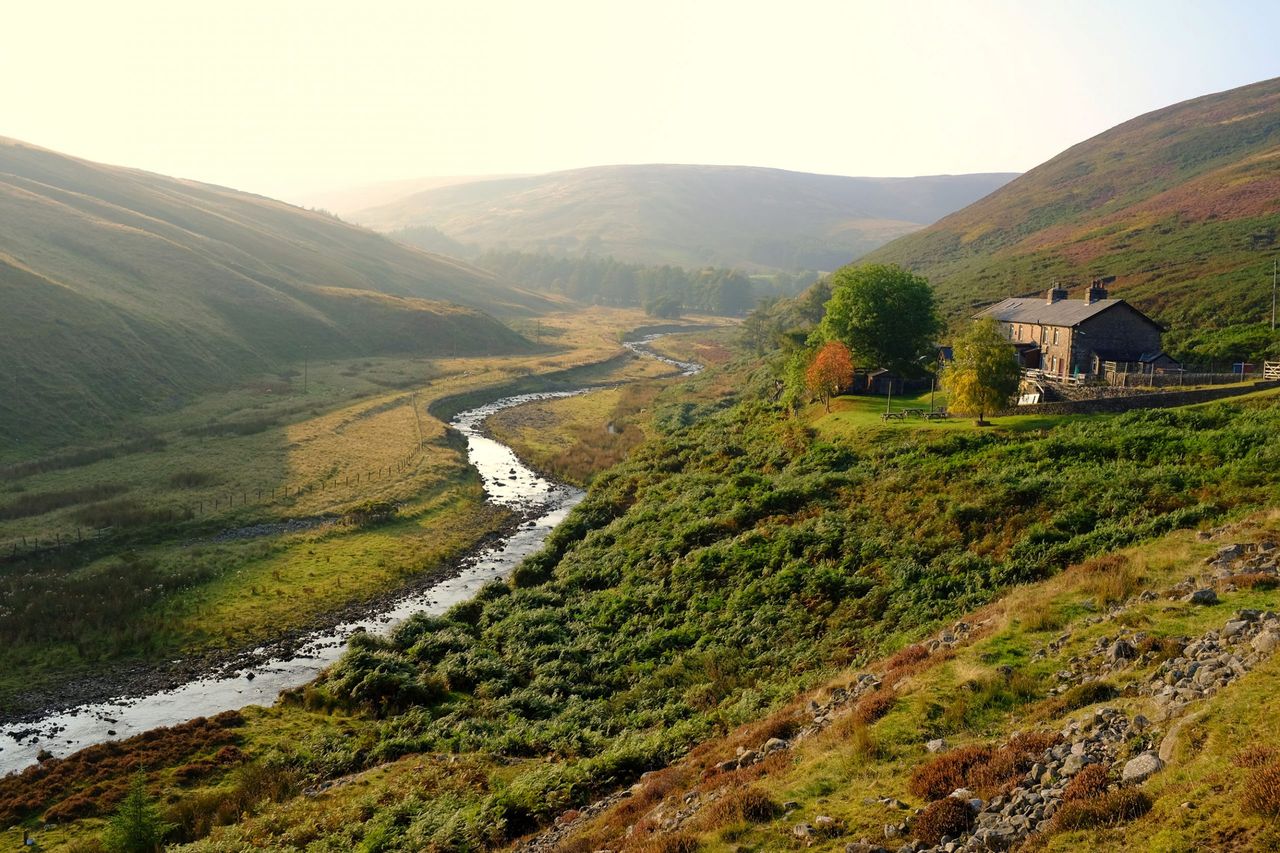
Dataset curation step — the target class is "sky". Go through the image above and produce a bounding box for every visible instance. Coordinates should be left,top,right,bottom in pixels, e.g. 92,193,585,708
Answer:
4,0,1279,203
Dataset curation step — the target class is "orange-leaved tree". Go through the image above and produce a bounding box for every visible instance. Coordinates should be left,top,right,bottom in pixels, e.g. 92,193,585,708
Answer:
805,341,855,412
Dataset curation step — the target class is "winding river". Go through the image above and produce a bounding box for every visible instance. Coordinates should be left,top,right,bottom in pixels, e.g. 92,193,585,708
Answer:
0,334,701,777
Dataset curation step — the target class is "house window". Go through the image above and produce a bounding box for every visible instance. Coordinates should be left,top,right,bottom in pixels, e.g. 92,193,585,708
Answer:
1015,324,1022,340
1052,328,1060,345
1041,327,1048,344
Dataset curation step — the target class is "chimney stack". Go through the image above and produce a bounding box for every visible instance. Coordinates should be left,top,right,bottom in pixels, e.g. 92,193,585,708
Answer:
1086,275,1114,305
1047,283,1068,304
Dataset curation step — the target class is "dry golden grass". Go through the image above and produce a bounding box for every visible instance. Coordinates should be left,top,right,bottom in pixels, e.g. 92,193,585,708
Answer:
1243,762,1280,816
1076,554,1144,607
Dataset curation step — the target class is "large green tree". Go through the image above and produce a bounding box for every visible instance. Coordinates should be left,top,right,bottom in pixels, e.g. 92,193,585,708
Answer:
943,318,1022,425
817,264,940,372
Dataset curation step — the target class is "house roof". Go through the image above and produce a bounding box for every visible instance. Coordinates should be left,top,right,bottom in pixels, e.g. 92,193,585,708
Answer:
973,297,1159,329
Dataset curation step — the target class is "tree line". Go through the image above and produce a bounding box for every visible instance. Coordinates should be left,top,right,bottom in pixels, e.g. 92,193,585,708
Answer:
473,249,816,317
388,226,819,318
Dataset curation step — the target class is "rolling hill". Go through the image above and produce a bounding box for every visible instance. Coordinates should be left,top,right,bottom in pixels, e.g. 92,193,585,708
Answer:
0,138,553,452
345,165,1017,272
865,76,1280,325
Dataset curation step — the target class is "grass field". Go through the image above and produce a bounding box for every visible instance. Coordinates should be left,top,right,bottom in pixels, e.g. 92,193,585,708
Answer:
809,388,1078,437
0,306,702,715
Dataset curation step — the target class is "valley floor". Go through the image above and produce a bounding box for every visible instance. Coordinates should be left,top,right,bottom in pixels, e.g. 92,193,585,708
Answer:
0,307,703,720
5,331,1279,853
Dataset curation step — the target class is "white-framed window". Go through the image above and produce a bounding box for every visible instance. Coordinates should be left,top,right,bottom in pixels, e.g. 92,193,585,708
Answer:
1053,328,1060,345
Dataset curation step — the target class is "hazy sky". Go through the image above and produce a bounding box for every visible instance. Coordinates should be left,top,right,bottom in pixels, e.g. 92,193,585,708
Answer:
5,0,1278,202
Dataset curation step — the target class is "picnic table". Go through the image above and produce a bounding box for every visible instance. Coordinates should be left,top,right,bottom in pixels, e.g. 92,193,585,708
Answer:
924,410,949,421
881,411,906,421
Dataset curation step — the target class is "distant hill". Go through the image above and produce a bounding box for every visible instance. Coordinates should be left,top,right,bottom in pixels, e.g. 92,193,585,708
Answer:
0,138,551,450
346,165,1018,272
291,174,528,220
865,77,1280,325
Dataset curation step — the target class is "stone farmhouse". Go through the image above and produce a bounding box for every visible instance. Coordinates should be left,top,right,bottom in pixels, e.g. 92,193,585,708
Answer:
973,278,1177,381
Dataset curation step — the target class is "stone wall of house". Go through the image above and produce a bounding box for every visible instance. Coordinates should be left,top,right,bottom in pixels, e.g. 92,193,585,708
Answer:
1075,302,1163,367
998,380,1279,417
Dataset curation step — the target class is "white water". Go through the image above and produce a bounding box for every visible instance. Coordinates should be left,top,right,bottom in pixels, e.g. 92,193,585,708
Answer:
0,336,701,777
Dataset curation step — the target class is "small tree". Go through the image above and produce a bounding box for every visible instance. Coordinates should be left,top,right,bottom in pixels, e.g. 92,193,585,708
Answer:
944,318,1021,425
818,264,940,372
102,772,174,853
805,340,855,412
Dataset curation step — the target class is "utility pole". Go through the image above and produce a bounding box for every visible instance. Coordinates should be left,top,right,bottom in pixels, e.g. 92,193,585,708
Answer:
303,349,309,395
1272,257,1277,331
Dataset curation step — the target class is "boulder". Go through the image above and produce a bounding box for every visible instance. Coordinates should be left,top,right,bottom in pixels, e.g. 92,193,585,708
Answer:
1186,589,1219,606
764,737,789,753
926,738,949,753
1217,544,1244,561
1109,639,1137,662
1221,620,1249,639
1122,751,1165,784
1252,631,1280,655
1061,753,1092,775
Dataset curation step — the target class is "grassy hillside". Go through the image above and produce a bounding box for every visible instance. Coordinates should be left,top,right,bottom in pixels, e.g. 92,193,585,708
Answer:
865,77,1280,326
0,138,561,451
349,165,1016,272
16,347,1280,851
0,307,668,716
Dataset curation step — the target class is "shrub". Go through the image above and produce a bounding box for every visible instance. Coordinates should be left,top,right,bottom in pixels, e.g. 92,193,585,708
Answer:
914,796,974,846
886,643,929,670
1228,573,1280,591
341,499,398,527
1051,787,1151,830
966,732,1059,794
1021,602,1065,632
700,786,780,827
1062,764,1111,802
853,689,896,725
1233,745,1278,769
71,499,191,528
909,745,994,800
1243,762,1280,816
634,834,701,853
1038,681,1120,718
167,471,217,489
1135,635,1183,663
909,732,1059,801
100,773,175,853
846,719,882,760
1078,554,1141,606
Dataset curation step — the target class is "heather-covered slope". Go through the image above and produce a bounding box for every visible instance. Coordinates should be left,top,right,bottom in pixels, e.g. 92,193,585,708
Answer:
0,138,551,449
866,77,1280,324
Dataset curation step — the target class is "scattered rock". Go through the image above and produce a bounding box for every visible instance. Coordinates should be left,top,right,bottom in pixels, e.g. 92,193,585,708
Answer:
1253,631,1280,655
764,737,789,753
1108,639,1137,662
1185,589,1218,606
926,738,948,753
1121,751,1164,784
